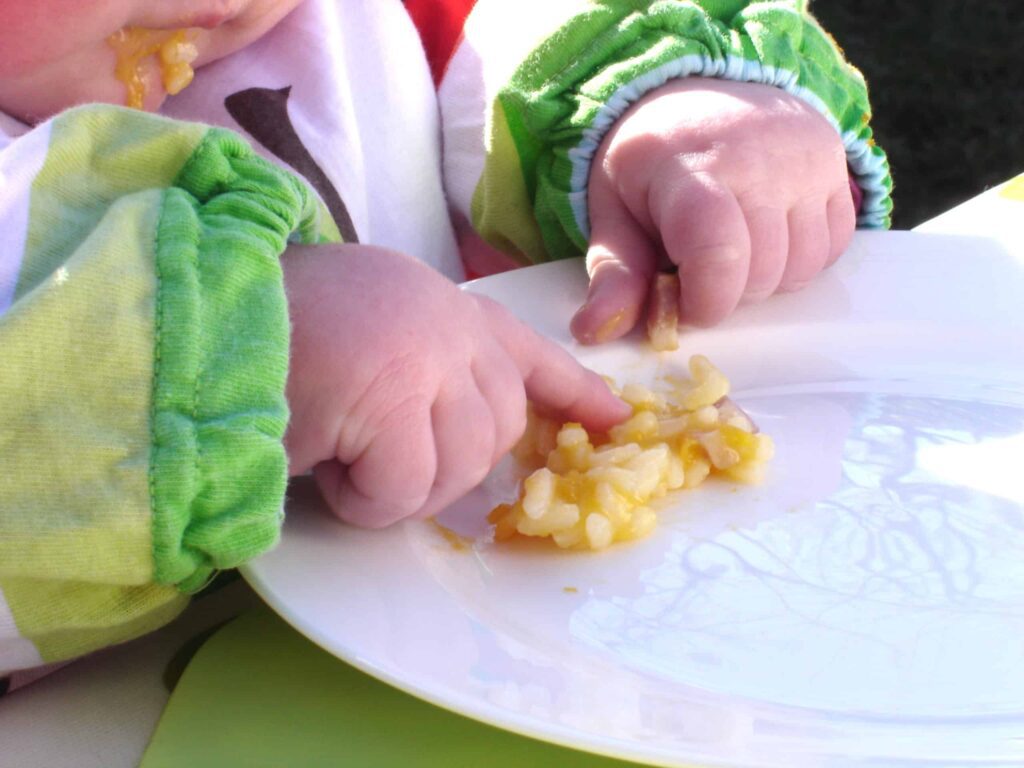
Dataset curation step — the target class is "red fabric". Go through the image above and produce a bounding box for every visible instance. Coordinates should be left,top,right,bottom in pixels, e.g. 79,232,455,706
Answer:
405,0,479,87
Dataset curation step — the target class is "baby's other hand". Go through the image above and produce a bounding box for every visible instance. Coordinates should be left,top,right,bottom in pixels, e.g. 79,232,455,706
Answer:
282,244,629,528
571,78,855,343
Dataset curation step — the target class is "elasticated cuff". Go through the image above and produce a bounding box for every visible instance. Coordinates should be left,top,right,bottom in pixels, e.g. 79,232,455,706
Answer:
149,129,327,593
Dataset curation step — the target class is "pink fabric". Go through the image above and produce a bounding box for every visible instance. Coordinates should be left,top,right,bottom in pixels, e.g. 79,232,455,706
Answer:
455,215,521,281
849,171,863,213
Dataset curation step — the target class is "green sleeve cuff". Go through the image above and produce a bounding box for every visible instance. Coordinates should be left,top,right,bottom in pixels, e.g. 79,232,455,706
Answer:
150,128,328,593
487,0,893,262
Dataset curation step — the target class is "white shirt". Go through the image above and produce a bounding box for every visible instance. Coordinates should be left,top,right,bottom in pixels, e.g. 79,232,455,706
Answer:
162,0,464,280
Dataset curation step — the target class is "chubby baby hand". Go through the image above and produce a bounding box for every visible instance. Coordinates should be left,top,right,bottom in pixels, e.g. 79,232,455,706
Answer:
282,244,629,527
571,78,856,343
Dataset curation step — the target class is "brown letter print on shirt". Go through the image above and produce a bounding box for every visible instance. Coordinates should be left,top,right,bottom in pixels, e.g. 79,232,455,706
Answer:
225,86,359,243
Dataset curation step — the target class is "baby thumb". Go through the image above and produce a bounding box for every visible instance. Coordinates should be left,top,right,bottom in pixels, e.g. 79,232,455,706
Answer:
570,188,657,344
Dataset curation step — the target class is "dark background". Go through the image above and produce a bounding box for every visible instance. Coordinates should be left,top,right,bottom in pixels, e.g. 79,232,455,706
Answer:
812,1,1024,228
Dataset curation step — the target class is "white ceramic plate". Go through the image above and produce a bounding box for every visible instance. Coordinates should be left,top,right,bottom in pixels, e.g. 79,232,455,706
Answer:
243,231,1024,767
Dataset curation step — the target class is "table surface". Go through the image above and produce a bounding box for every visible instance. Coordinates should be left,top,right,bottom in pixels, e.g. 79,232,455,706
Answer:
2,174,1022,768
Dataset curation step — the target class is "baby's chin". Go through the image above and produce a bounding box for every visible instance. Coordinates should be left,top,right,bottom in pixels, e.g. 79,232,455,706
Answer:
2,69,168,125
53,79,168,122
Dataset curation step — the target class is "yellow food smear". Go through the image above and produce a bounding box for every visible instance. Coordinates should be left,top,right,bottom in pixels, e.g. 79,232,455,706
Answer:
431,520,472,551
647,272,680,352
108,28,199,109
489,355,774,551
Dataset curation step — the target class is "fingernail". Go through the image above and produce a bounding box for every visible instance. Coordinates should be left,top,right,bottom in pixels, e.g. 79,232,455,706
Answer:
593,308,627,343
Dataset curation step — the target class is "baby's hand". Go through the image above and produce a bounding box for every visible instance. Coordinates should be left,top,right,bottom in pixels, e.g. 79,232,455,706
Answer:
283,244,629,528
571,78,855,343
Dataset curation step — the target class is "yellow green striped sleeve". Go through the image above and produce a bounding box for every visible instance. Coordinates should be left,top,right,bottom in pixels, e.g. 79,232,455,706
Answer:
0,105,339,671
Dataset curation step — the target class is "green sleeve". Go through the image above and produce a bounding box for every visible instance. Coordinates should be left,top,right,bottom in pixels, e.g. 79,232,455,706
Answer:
0,105,340,669
471,0,893,263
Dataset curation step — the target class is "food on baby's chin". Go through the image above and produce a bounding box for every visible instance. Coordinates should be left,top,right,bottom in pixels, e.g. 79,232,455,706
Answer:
108,28,199,109
489,355,773,551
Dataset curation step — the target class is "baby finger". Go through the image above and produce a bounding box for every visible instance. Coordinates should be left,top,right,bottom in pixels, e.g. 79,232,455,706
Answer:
825,188,856,267
780,201,831,291
415,383,497,519
314,401,437,528
652,168,751,326
471,354,528,467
